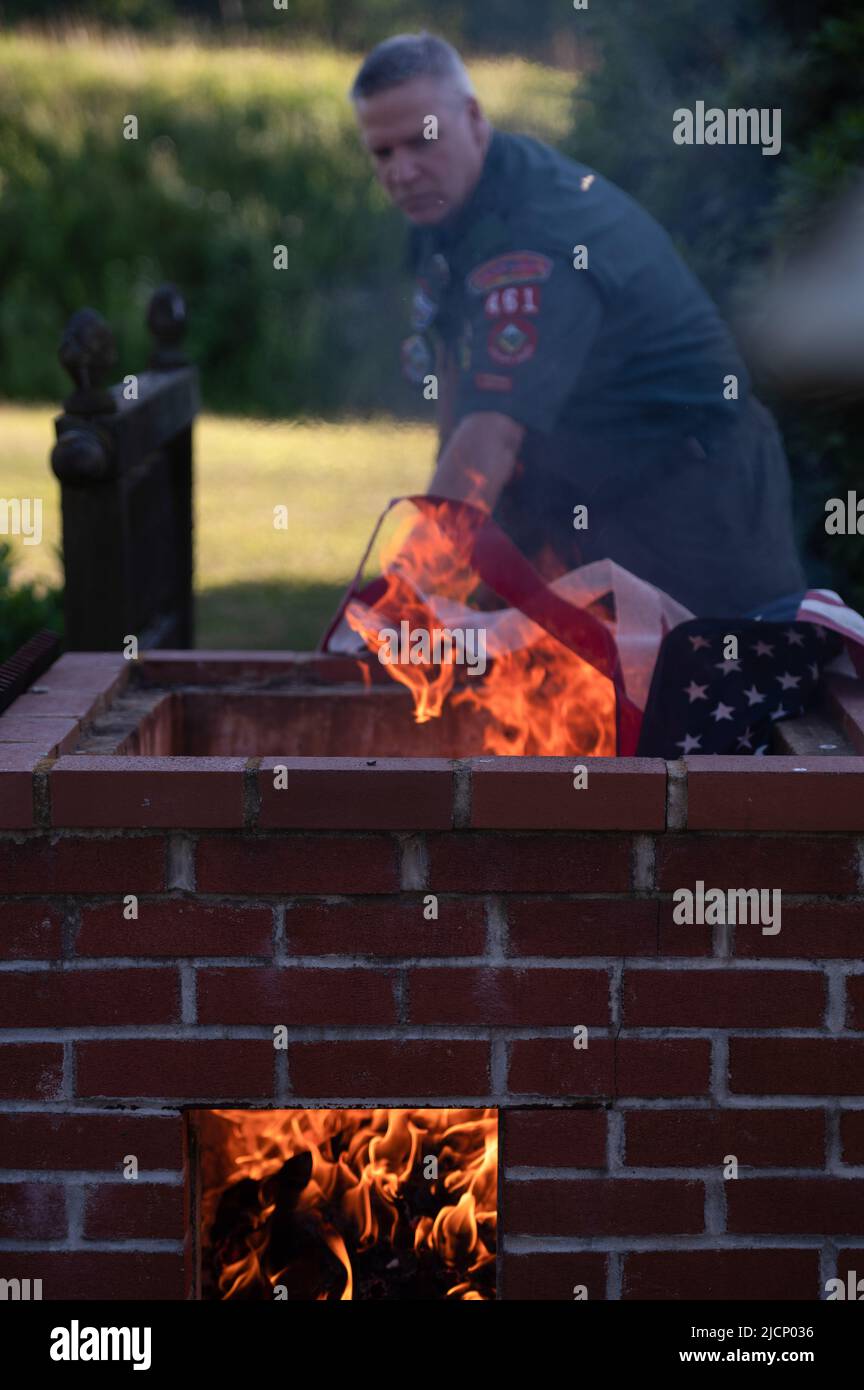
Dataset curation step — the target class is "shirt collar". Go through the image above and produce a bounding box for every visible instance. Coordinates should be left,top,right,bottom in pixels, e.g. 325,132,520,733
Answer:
408,128,508,273
433,127,507,251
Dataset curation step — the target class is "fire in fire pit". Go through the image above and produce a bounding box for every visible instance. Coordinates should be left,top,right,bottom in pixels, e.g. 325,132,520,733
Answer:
342,497,615,755
193,1108,498,1300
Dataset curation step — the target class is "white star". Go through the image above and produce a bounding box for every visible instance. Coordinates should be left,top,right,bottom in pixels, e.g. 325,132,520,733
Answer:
770,702,787,721
683,680,709,702
808,662,820,681
752,640,774,657
754,744,769,755
711,701,735,722
742,685,765,706
737,726,754,750
785,628,805,646
714,657,742,675
777,671,801,690
676,733,703,753
689,634,711,651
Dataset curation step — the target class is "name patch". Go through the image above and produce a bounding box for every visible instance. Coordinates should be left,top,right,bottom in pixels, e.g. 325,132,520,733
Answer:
474,372,513,392
467,251,553,295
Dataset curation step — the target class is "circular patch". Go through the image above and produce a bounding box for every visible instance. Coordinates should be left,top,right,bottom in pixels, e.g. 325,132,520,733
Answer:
401,333,433,385
411,287,438,332
487,316,537,366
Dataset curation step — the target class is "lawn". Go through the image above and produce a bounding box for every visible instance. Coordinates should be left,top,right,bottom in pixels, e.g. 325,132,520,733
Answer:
0,404,432,649
0,31,574,649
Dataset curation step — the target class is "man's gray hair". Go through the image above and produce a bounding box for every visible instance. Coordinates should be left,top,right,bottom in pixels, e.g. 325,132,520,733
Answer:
350,32,475,102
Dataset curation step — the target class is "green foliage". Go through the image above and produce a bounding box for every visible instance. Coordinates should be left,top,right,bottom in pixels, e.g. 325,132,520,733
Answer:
0,36,570,418
0,0,569,55
571,0,864,608
0,541,64,664
0,0,175,26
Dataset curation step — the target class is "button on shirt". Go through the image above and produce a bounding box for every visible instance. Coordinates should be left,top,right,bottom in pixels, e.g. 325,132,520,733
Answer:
404,130,806,617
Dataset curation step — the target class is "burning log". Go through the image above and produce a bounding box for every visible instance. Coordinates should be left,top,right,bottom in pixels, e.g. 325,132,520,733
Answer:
199,1109,497,1301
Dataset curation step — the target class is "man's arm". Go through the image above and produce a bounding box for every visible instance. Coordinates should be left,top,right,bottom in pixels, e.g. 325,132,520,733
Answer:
435,341,459,453
426,408,524,512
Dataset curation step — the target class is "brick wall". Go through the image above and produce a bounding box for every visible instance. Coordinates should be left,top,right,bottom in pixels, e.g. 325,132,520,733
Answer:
1,659,864,1300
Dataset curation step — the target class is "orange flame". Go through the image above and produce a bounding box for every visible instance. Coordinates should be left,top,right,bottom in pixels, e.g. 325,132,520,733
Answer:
346,497,614,754
453,638,615,754
345,501,481,723
199,1108,497,1301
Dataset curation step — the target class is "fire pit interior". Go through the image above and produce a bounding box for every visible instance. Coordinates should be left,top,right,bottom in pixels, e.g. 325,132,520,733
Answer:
191,1107,498,1300
73,655,616,757
65,652,861,758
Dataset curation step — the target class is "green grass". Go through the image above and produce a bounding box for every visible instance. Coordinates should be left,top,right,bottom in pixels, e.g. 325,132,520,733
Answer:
0,30,576,412
0,404,433,648
0,31,573,141
0,34,574,647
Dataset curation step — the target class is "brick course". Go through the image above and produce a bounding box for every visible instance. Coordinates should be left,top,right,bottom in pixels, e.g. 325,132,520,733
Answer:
1,663,863,1302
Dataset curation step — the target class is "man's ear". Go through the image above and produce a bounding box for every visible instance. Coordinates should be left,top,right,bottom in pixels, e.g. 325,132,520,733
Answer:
466,96,486,132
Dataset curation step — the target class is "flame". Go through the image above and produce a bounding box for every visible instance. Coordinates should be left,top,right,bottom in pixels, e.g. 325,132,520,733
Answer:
452,637,615,755
346,496,615,754
345,500,480,724
199,1108,497,1301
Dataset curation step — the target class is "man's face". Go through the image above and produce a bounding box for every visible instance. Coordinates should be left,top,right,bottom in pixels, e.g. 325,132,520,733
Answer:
355,75,488,225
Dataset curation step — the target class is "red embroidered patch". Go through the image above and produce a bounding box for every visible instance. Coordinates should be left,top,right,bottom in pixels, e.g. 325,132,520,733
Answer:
487,317,538,366
467,251,553,295
483,285,541,318
474,372,513,392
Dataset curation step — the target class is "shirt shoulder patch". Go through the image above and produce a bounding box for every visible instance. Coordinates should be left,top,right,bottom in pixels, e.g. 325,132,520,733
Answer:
467,251,554,295
474,372,513,392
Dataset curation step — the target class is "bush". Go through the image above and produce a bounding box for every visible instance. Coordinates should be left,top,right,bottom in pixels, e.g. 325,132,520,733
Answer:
0,541,64,664
0,35,571,419
570,0,864,609
0,1,572,58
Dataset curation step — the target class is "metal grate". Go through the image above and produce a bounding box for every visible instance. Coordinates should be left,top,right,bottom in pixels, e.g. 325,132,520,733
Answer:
0,629,61,715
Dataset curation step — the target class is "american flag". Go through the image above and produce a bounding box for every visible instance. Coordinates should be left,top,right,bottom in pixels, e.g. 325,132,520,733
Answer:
635,616,844,757
320,500,862,758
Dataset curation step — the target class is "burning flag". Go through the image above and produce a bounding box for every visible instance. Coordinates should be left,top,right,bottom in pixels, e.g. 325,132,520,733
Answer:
321,498,864,757
321,494,688,755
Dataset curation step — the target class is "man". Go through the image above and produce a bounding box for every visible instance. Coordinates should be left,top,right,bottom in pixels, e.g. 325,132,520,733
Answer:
350,33,808,619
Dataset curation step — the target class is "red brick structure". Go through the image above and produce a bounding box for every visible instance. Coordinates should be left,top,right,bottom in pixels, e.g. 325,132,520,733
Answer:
1,652,863,1300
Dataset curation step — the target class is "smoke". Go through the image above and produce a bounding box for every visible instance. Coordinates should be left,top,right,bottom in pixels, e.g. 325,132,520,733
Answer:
741,175,864,396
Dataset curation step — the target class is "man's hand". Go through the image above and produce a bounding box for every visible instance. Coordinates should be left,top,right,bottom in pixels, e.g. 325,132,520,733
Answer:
426,410,525,512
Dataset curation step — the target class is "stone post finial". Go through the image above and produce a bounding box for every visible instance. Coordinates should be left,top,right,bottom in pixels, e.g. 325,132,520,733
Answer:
57,306,118,415
147,282,189,368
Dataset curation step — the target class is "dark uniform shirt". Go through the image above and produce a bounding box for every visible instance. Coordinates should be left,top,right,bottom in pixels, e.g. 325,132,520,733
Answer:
403,129,806,617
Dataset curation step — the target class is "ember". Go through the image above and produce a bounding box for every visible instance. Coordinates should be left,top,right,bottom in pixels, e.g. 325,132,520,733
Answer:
195,1108,498,1300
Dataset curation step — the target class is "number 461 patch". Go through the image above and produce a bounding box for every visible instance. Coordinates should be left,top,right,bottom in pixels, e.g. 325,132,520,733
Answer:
484,285,540,317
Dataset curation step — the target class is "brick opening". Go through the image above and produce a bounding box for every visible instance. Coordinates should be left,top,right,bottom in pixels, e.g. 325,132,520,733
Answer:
189,1107,499,1300
5,649,864,765
85,687,495,759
